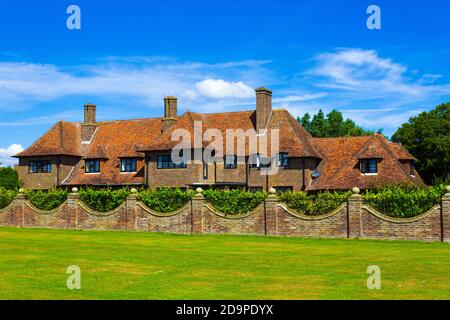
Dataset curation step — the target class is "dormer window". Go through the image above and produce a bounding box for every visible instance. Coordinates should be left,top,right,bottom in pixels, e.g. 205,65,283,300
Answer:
121,158,137,173
360,159,378,174
410,160,415,176
85,159,100,173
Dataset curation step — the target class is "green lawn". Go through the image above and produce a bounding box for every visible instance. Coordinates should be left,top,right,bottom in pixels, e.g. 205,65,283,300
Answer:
0,227,449,300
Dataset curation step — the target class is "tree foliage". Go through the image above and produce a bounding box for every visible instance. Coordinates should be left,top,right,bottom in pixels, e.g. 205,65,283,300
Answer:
0,167,20,190
392,103,450,184
297,109,375,138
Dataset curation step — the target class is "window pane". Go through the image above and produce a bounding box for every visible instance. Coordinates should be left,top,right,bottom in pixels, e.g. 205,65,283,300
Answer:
157,155,186,169
278,153,288,167
29,160,52,173
121,159,137,172
86,160,100,173
225,154,237,169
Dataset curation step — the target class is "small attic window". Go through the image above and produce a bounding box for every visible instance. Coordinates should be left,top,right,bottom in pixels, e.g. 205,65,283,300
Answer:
360,159,378,174
85,159,100,173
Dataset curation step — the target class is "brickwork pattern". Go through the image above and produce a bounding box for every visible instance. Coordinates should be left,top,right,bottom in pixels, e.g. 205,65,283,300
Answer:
1,187,449,242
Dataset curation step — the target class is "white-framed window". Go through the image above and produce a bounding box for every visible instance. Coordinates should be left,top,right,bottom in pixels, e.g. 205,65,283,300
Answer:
85,159,100,173
120,158,137,173
360,159,378,174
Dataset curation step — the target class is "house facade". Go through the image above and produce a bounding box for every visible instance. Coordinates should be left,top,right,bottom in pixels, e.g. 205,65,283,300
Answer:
14,88,423,191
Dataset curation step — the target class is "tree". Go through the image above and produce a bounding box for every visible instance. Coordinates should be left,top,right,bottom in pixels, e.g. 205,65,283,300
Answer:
392,103,450,185
0,167,20,190
298,109,374,138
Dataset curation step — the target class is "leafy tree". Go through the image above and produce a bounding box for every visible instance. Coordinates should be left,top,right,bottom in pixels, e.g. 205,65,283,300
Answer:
392,103,450,184
298,109,374,138
311,109,327,137
0,167,20,190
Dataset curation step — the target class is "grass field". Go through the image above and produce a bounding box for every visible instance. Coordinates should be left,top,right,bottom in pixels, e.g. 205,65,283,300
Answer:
0,227,449,300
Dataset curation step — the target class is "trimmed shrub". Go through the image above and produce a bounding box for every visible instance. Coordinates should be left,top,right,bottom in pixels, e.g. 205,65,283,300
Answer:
138,188,194,213
78,188,130,212
0,187,16,209
203,189,267,214
25,189,69,210
279,191,351,215
363,185,446,218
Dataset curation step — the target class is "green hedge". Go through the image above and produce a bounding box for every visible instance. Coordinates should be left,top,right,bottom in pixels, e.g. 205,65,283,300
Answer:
279,191,351,215
138,188,194,213
363,185,446,218
203,189,267,215
25,189,69,210
0,187,16,209
79,188,130,212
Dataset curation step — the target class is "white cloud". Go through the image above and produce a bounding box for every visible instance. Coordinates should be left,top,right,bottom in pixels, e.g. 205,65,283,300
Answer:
0,58,273,111
195,79,254,99
0,144,23,167
306,48,450,99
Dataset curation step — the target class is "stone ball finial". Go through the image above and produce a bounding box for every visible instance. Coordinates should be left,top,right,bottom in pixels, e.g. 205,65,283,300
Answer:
18,188,25,193
71,187,78,193
446,185,450,194
195,187,203,194
269,187,276,195
351,187,360,195
130,188,138,194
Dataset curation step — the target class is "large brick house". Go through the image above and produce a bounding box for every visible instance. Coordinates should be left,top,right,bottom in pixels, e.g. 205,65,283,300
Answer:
14,88,424,191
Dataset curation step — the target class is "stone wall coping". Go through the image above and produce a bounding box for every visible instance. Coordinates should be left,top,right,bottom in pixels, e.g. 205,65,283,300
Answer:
0,201,15,214
77,201,127,217
24,200,67,215
362,203,441,224
137,201,190,217
277,202,347,221
202,202,265,220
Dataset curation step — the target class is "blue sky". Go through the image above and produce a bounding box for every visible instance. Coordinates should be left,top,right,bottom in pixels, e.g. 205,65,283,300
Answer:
1,0,450,166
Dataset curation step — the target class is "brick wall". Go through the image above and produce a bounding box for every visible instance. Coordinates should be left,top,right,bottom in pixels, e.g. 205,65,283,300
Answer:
1,187,450,242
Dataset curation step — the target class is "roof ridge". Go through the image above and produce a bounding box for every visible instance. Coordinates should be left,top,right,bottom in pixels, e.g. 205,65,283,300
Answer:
284,110,322,158
375,134,413,180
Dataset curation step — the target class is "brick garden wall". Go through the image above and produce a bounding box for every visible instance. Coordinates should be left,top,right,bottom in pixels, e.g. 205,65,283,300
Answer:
1,189,450,242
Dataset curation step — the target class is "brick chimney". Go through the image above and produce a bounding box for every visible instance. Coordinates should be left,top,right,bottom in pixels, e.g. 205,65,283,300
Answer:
255,87,272,132
162,96,178,133
81,103,98,143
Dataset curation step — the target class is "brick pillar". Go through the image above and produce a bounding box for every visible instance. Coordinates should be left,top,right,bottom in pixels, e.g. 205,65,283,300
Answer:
191,188,205,234
264,188,278,236
348,187,363,238
12,189,26,227
442,186,450,243
126,189,138,231
66,188,79,229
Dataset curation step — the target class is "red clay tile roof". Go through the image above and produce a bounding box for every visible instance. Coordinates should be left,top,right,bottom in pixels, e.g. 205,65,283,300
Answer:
15,109,420,189
388,142,417,160
15,121,81,157
309,134,424,191
140,109,322,158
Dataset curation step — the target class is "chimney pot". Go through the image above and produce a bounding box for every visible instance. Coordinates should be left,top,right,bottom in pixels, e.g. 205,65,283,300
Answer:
255,87,272,131
84,103,97,124
162,96,178,133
